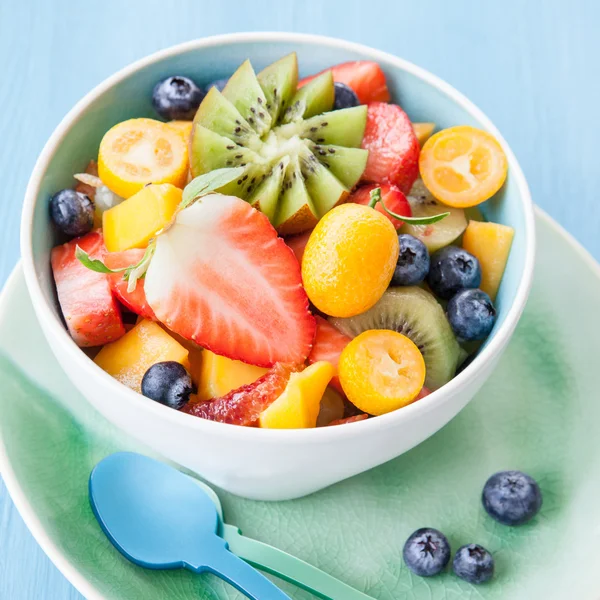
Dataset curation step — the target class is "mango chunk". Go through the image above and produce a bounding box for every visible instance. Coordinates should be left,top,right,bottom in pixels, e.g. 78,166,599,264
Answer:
462,220,514,300
259,361,335,429
102,183,182,252
197,350,268,401
413,122,436,146
94,319,188,392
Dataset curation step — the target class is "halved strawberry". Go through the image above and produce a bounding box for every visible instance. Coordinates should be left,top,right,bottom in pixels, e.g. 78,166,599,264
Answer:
285,229,313,264
144,194,316,367
349,183,411,229
361,102,420,194
104,249,157,321
299,61,390,103
307,316,350,395
183,363,296,425
51,231,125,347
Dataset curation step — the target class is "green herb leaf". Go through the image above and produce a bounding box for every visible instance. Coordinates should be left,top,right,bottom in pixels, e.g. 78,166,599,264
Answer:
76,242,156,293
75,246,121,274
124,243,155,293
368,187,449,225
181,167,245,208
397,212,451,225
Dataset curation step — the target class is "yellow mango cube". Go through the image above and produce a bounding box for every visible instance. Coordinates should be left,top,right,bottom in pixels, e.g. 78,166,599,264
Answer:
412,122,436,146
462,220,515,300
94,319,189,392
197,350,268,401
259,362,335,429
102,183,182,252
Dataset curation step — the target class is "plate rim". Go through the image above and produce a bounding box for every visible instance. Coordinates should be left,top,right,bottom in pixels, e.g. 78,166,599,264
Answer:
1,205,598,600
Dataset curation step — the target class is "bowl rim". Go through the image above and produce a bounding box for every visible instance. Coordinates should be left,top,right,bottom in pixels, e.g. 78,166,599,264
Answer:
20,31,536,443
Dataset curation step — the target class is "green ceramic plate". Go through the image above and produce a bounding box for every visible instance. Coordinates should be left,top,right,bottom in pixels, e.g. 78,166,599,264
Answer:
1,210,599,600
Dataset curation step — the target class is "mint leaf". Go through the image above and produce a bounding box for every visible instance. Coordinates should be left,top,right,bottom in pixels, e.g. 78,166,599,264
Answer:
398,212,451,225
181,167,245,208
75,246,120,274
76,242,156,293
369,187,449,225
124,243,155,293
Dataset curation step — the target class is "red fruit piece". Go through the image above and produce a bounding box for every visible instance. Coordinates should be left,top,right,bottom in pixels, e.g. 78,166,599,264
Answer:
104,249,157,321
183,363,297,425
330,414,369,426
308,317,350,395
416,386,431,400
299,61,390,104
349,183,411,229
361,102,420,194
144,194,316,367
285,229,313,264
51,231,125,347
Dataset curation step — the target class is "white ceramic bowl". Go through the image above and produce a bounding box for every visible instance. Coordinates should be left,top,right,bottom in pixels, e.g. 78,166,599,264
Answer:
20,33,535,501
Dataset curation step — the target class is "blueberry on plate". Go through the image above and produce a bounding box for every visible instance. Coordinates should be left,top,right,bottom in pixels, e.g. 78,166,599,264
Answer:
447,289,496,341
205,78,229,93
391,234,430,286
482,470,542,525
403,527,450,576
333,82,360,110
427,246,481,300
152,76,205,120
452,544,494,584
49,189,94,237
141,362,193,410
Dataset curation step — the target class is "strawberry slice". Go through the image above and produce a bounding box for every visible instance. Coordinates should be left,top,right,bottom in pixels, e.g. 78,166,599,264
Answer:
104,249,157,320
308,316,350,395
144,194,316,367
285,229,313,264
361,102,420,194
51,231,125,347
183,363,296,425
349,183,411,229
299,61,390,103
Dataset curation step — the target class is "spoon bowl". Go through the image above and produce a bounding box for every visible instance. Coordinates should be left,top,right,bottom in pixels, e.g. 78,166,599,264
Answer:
90,452,290,599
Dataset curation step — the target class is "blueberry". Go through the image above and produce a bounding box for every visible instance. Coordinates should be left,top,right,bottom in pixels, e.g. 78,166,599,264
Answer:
447,289,496,341
333,82,360,110
427,246,481,300
152,76,205,120
391,234,430,286
403,528,450,576
205,78,229,93
141,362,193,410
49,189,94,237
452,544,494,584
482,470,542,526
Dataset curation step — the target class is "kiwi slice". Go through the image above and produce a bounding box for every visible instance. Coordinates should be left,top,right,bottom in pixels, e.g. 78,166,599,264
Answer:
401,179,468,252
329,287,463,390
191,53,369,235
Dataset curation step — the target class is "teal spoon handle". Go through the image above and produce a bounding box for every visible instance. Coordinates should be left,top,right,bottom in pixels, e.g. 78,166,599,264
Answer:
222,524,374,600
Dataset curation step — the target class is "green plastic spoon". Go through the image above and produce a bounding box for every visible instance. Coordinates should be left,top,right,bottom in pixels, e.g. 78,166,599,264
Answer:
195,482,374,599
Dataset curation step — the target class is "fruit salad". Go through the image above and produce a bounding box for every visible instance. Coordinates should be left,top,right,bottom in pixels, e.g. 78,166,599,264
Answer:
48,54,514,428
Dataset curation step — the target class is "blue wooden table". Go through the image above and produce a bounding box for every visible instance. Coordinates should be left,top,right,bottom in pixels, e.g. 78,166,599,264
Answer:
1,0,598,597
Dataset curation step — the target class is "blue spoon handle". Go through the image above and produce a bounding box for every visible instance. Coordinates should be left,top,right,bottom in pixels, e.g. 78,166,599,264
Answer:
222,524,374,600
194,542,291,600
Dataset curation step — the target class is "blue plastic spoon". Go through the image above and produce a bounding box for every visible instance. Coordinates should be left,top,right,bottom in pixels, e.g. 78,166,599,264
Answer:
89,452,290,600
